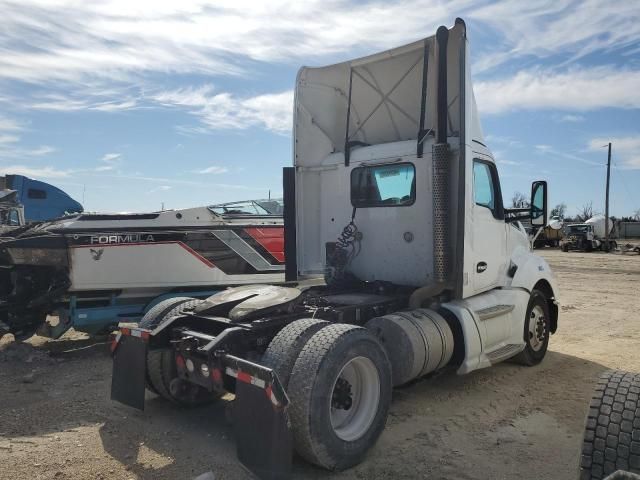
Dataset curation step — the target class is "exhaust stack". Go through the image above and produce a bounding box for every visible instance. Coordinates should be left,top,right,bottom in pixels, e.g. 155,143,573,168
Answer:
432,26,450,287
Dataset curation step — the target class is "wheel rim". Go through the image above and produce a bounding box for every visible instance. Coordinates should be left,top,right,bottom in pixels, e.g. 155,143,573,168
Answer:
329,356,380,442
528,305,547,352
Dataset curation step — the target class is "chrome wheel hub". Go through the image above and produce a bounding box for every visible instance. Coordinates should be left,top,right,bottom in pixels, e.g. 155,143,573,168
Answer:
528,305,547,352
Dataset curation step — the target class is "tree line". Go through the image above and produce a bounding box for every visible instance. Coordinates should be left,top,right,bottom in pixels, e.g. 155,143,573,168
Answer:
510,192,640,223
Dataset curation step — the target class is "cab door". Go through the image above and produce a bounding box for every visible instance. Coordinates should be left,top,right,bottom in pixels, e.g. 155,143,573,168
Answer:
471,160,507,294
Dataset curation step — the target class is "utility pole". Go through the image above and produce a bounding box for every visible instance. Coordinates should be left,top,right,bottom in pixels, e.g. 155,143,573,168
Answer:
605,142,611,252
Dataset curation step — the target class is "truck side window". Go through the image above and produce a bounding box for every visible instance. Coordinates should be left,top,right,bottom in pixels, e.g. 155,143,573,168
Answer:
351,163,415,207
473,161,495,210
8,210,19,226
28,188,47,199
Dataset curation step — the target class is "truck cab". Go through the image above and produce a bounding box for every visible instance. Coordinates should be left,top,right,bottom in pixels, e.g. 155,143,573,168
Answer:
562,223,594,250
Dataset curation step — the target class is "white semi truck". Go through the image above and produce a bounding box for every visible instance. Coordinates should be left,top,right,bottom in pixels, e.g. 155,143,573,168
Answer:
110,19,559,479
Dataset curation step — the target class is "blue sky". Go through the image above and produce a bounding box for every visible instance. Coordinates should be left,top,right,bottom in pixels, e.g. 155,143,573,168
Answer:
0,0,638,217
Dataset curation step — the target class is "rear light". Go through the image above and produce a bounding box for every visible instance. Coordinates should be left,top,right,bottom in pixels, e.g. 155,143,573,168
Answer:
185,359,195,373
175,354,185,369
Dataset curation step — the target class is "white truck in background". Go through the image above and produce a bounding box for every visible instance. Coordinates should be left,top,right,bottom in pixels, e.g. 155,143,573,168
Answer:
561,215,617,252
110,19,559,479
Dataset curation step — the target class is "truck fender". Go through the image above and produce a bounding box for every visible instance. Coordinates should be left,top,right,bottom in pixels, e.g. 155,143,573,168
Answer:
508,247,559,333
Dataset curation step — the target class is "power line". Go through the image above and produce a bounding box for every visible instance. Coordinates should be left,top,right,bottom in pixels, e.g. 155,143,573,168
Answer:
612,159,639,210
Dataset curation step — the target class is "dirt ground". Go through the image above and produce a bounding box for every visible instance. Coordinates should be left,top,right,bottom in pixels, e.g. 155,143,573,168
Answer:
1,249,639,480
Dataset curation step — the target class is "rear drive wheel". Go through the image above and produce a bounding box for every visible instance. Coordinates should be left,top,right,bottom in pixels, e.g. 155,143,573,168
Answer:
142,297,219,406
288,324,392,470
579,370,640,479
513,290,550,366
261,318,329,388
139,297,192,395
562,244,570,252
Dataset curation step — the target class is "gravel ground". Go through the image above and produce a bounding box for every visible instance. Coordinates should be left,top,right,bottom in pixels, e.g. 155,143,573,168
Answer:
1,248,639,480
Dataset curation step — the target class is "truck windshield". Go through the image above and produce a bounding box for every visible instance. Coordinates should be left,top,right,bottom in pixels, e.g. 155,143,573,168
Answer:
568,225,589,233
351,163,415,207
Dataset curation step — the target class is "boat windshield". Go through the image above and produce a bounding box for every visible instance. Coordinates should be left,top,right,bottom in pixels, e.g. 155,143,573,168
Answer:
209,200,282,216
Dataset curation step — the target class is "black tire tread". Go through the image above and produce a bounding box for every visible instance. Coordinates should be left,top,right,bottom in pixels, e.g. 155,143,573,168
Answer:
580,370,640,479
512,289,550,366
288,324,392,470
139,297,192,394
261,318,329,388
139,297,193,330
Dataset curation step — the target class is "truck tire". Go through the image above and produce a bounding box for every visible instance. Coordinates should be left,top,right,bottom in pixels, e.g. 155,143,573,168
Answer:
139,297,193,394
141,297,219,406
579,370,640,479
261,318,329,388
288,324,392,470
562,244,570,252
140,297,193,330
586,241,594,252
512,289,550,366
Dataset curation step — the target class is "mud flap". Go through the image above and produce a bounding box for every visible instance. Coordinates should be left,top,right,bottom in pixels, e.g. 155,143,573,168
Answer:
110,334,147,410
223,354,292,480
234,380,292,480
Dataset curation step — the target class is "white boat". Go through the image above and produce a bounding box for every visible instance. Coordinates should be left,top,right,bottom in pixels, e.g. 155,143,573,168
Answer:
0,200,284,337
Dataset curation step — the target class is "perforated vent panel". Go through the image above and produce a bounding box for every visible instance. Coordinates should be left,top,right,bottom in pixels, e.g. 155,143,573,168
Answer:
432,142,450,283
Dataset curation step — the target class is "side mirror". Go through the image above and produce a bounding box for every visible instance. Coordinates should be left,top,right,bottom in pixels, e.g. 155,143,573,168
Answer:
530,181,547,227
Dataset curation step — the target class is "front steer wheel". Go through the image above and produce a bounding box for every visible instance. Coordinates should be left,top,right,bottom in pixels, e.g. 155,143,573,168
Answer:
513,289,550,366
288,324,392,470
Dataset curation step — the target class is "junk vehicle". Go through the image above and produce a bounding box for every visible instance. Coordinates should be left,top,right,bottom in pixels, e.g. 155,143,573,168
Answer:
532,216,563,248
0,174,83,222
0,199,283,339
561,215,617,252
0,190,26,234
110,19,559,479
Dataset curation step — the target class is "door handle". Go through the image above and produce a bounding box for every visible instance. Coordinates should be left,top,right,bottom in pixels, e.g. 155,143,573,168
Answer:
477,262,487,273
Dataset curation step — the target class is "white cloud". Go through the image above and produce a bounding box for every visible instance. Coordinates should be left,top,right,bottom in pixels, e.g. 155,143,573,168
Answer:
559,114,584,123
153,85,293,134
0,0,638,139
0,144,56,159
0,114,56,158
475,67,640,114
588,136,640,169
96,152,122,172
102,153,122,163
470,0,640,73
196,166,229,174
28,93,138,112
147,185,172,193
0,116,24,132
0,0,466,85
0,0,636,87
0,165,71,178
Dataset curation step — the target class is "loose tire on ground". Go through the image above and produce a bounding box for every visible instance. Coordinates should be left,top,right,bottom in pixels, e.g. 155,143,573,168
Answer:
141,297,219,406
288,324,392,470
261,318,329,388
512,289,550,366
579,370,640,479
